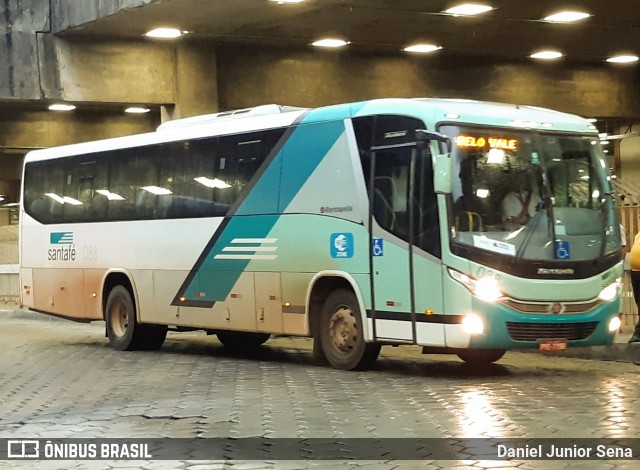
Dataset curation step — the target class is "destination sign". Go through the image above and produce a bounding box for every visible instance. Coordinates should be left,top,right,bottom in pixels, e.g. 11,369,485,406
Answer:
455,135,519,151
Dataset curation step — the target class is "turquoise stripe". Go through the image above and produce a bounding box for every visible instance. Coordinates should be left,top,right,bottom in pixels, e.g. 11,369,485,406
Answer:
181,117,347,303
184,216,278,301
278,120,345,211
299,102,366,124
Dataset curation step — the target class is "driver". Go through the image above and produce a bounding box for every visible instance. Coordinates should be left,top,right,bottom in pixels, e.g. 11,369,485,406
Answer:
501,173,542,227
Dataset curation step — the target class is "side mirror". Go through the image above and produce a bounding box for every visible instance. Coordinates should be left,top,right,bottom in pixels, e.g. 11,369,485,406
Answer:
434,153,453,194
416,130,453,194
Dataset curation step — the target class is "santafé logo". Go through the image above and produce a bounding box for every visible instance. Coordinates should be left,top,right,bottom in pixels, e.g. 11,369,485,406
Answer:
48,232,76,261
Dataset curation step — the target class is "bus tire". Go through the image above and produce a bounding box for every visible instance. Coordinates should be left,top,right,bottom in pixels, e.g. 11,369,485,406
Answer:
457,348,506,365
105,285,144,351
216,331,270,349
140,324,168,350
320,289,380,370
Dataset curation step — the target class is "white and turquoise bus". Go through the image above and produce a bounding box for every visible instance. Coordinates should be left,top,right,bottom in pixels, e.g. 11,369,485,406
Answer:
20,98,623,369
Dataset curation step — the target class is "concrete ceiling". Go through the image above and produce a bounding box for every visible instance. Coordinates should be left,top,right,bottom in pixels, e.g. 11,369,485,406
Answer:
61,0,640,63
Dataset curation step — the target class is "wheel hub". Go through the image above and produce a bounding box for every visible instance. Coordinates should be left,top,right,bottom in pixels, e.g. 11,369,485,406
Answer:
328,306,358,353
110,300,129,338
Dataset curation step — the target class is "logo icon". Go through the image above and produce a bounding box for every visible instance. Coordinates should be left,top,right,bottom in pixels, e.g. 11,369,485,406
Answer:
549,302,564,315
50,232,74,245
330,233,354,258
7,440,39,459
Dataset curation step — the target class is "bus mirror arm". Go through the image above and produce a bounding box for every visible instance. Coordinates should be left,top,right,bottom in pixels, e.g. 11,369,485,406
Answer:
415,129,452,154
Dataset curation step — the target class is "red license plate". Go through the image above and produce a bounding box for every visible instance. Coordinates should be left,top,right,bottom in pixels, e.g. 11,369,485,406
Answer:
539,339,568,352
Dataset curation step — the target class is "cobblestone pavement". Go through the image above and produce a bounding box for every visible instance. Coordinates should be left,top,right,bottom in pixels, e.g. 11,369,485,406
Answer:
1,308,639,470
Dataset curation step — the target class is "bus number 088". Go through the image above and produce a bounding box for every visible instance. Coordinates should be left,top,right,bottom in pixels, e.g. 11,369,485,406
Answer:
83,245,98,261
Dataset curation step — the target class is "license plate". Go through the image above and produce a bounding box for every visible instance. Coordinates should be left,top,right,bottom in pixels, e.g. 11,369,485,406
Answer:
539,339,568,352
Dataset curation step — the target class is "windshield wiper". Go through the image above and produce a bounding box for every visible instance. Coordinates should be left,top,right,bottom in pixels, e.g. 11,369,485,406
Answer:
514,160,556,262
514,198,548,262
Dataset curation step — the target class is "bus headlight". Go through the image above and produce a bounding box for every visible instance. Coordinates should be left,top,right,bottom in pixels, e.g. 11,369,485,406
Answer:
462,314,484,335
475,277,503,302
448,268,504,302
608,316,621,332
598,279,621,302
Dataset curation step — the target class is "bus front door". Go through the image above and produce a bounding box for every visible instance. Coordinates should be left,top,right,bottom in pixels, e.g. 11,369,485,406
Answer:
368,143,443,344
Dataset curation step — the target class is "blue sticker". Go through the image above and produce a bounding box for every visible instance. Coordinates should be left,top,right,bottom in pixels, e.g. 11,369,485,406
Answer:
331,233,354,258
372,238,384,257
554,240,571,260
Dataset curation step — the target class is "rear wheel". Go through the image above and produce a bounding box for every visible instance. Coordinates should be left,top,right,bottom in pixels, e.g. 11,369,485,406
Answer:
105,285,167,351
216,331,270,349
105,286,143,351
140,324,168,350
457,348,506,365
320,289,380,370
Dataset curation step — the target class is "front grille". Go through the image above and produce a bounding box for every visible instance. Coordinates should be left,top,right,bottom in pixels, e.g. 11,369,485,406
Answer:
506,321,598,341
500,298,602,315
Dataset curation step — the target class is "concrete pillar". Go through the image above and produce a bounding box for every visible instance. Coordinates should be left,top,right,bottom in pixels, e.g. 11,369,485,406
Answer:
172,41,219,119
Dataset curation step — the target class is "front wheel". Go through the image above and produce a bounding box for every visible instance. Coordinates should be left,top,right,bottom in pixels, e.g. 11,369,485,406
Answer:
320,289,380,370
457,348,506,365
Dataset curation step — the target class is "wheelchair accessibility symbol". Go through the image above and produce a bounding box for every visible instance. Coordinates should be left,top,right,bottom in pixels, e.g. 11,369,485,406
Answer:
554,240,571,260
372,239,384,257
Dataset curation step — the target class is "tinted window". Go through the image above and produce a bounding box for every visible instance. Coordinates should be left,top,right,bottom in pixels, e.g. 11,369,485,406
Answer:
353,114,440,257
24,128,286,224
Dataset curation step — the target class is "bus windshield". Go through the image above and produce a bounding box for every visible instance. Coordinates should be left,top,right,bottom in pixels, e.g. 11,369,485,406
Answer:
440,125,621,274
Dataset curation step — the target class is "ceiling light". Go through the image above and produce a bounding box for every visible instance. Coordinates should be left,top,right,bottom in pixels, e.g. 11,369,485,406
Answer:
194,177,231,189
142,186,173,196
606,55,639,64
48,103,76,112
45,193,82,205
544,11,590,23
445,4,493,16
125,107,151,114
96,190,125,201
311,38,348,48
530,50,563,60
145,28,185,39
403,44,442,53
586,118,597,123
269,0,304,3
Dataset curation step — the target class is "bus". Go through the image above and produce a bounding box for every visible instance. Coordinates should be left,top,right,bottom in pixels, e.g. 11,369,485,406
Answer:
19,98,623,370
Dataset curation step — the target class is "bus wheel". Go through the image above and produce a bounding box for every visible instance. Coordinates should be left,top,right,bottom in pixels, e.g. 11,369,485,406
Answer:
140,324,168,351
457,348,506,365
320,289,380,371
216,331,270,349
105,285,144,351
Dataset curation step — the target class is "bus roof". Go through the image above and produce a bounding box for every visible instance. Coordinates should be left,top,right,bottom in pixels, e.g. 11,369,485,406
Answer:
24,98,596,163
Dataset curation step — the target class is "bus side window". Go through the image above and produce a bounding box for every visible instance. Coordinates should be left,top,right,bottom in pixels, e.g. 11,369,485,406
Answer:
373,175,397,231
62,159,108,223
23,128,287,224
24,161,65,224
217,129,285,214
110,148,159,221
354,114,440,257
